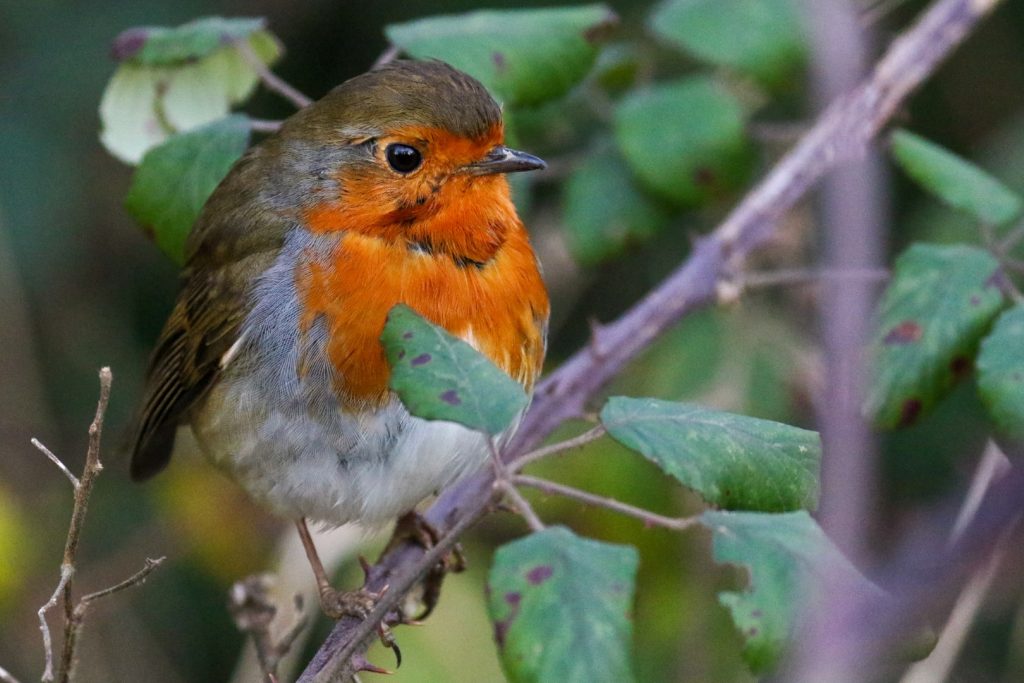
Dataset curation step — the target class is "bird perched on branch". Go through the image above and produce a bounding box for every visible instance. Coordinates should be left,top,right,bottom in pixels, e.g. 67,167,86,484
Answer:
127,60,549,635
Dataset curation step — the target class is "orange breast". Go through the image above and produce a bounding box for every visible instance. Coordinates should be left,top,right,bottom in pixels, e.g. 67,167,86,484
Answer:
295,220,548,407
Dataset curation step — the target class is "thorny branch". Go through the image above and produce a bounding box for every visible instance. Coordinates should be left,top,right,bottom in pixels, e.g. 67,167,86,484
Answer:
298,0,1008,679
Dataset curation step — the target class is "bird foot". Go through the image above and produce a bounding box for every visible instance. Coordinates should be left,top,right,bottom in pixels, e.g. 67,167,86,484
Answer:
387,511,466,621
317,585,401,668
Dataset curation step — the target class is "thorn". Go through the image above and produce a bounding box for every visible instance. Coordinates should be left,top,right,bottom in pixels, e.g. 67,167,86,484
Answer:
352,654,394,675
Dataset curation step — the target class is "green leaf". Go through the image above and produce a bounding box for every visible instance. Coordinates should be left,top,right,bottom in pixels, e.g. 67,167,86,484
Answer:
100,18,281,164
614,76,752,207
648,0,805,87
124,115,250,264
865,244,1006,428
487,527,638,683
601,397,820,512
890,129,1023,227
381,305,528,435
702,510,880,673
385,5,618,107
977,304,1024,443
111,17,269,65
563,143,672,265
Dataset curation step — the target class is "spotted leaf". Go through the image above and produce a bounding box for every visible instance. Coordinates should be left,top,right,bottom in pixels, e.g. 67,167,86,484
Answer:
702,510,881,673
487,526,638,683
381,305,528,435
614,76,753,207
865,244,1006,428
601,397,820,512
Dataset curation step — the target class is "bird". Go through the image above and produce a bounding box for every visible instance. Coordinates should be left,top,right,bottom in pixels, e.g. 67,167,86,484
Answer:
127,59,550,627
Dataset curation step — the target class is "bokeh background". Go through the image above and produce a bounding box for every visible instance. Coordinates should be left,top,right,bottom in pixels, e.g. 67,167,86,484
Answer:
3,0,1024,681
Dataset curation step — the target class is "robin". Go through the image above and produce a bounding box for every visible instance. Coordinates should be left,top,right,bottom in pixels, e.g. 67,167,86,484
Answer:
127,60,550,625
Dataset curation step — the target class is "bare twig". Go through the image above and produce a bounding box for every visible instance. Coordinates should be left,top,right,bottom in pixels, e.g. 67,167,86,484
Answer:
373,45,400,68
899,443,1012,683
61,557,165,681
300,0,1005,676
37,567,72,682
250,119,284,133
230,575,309,682
0,664,22,683
513,475,698,531
30,438,79,489
508,425,607,471
738,267,889,291
497,480,546,532
235,40,312,109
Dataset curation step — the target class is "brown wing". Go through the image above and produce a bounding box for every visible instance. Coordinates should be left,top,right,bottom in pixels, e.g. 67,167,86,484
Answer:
128,143,288,481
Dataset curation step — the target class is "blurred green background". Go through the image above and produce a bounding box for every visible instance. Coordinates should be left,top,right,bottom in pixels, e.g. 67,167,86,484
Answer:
4,0,1024,681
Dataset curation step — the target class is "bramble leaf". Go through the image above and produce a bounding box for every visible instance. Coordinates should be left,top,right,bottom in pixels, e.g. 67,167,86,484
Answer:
124,115,250,264
100,17,281,164
563,143,672,265
601,397,820,511
614,76,752,207
702,510,880,673
648,0,805,87
385,5,617,107
864,244,1005,428
977,303,1024,444
890,129,1023,227
381,305,528,435
487,527,638,683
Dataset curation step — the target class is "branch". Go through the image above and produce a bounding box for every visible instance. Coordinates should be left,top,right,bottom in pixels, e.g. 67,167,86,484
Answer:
299,0,1004,677
0,665,21,683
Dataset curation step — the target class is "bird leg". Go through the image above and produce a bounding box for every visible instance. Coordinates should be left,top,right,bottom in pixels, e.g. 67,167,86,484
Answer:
385,511,466,621
294,519,400,665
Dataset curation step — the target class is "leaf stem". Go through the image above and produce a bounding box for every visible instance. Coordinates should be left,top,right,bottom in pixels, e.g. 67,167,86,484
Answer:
509,425,607,472
235,40,312,109
513,475,698,531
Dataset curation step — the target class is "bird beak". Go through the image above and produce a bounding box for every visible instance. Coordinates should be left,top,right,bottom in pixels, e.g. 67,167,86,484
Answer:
464,146,547,175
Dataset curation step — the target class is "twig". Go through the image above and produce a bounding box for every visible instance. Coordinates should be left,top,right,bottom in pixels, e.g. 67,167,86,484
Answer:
0,664,22,683
53,367,111,682
508,425,607,471
250,119,284,133
497,480,546,532
899,443,1012,683
230,575,309,682
37,566,72,682
235,40,312,109
61,557,165,681
513,475,698,531
300,0,1005,675
373,45,400,68
738,267,889,290
30,438,79,489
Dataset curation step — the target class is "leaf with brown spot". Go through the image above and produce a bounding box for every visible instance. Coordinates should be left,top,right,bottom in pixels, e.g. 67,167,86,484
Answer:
978,303,1024,444
487,527,638,682
865,244,1006,428
702,511,882,673
381,305,527,435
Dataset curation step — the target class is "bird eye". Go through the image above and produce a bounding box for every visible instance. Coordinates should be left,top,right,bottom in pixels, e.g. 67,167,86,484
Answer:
385,143,422,174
